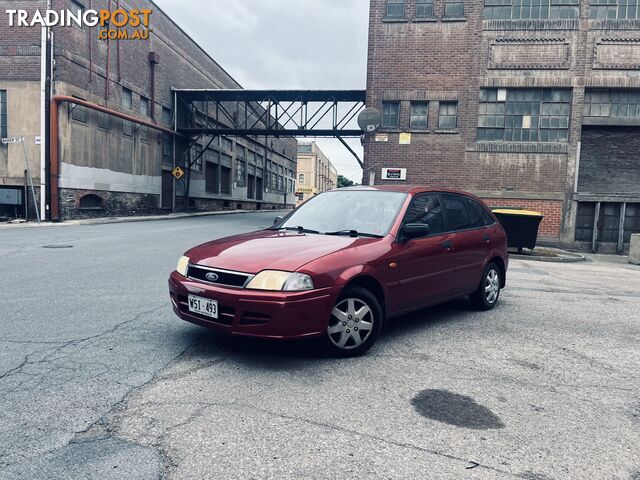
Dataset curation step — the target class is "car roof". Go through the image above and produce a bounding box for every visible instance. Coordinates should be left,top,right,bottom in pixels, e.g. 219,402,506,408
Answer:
330,185,475,196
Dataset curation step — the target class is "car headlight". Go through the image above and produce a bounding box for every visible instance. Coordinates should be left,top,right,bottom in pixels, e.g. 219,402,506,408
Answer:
176,256,190,277
246,270,314,292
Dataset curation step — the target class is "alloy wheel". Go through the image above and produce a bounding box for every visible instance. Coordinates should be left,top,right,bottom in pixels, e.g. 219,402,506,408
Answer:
327,298,375,350
485,269,500,304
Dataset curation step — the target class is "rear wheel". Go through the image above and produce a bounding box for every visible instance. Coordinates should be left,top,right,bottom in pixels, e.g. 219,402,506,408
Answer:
470,262,501,310
324,286,383,357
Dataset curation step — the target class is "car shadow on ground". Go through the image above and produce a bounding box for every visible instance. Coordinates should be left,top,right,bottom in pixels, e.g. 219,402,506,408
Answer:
175,296,479,368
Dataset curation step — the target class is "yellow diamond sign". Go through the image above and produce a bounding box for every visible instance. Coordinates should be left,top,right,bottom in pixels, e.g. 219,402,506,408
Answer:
172,166,185,180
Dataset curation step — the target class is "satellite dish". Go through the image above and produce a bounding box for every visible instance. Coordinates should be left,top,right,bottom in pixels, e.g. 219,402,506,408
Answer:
357,108,382,133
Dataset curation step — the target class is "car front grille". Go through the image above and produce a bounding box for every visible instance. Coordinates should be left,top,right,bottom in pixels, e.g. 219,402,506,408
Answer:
187,265,252,288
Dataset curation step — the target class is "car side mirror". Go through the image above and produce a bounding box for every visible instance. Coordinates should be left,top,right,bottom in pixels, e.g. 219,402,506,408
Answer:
274,216,283,225
403,223,430,239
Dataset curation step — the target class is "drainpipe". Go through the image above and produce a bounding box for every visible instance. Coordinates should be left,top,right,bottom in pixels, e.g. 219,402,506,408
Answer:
49,95,183,221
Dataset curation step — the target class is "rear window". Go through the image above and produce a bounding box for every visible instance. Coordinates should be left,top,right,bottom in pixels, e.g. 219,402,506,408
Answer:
465,197,494,227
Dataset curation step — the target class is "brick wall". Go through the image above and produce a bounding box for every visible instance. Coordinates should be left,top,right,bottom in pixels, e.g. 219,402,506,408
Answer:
0,1,42,81
482,198,563,239
365,0,640,245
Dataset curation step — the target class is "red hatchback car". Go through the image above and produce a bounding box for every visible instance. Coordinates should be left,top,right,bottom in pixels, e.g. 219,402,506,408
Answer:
169,186,508,356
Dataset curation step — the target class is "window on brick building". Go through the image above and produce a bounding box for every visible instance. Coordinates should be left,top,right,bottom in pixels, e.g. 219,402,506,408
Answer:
191,144,203,172
445,0,465,17
161,106,172,126
386,0,406,17
97,112,110,130
590,0,640,19
478,88,570,142
583,90,611,117
484,0,579,20
0,90,6,138
236,160,246,186
70,97,87,124
160,134,173,165
221,136,233,152
139,96,149,142
382,102,401,128
70,0,86,29
584,89,640,119
416,0,435,16
438,102,458,129
122,88,132,109
410,102,429,128
122,88,133,137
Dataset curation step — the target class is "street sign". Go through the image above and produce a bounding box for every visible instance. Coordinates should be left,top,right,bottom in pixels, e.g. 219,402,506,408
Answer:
172,166,185,180
1,136,24,144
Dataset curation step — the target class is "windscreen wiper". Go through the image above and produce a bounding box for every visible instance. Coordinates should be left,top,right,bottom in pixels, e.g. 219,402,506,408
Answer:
280,226,321,234
324,230,383,238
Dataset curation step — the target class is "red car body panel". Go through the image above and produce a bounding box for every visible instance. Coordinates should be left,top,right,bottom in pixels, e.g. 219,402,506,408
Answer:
168,186,509,339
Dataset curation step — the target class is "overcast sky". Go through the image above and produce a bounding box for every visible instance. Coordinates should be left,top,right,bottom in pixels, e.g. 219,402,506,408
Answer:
154,0,370,183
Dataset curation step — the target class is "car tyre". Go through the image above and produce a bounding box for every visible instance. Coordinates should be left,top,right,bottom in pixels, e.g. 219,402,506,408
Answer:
470,262,501,311
324,286,384,357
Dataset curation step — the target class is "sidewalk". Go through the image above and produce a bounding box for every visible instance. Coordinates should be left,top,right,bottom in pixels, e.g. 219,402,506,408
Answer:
0,209,292,229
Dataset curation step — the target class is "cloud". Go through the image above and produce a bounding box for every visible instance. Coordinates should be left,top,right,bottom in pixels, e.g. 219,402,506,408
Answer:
153,0,368,181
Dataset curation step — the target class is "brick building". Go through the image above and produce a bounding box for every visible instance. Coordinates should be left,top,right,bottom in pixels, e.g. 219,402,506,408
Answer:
0,0,296,221
365,0,640,252
295,142,338,205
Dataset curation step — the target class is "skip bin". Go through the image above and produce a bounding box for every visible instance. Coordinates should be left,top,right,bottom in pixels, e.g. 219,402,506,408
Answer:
492,209,544,253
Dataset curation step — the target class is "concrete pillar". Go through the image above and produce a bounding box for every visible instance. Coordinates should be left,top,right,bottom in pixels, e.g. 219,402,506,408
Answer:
630,234,640,265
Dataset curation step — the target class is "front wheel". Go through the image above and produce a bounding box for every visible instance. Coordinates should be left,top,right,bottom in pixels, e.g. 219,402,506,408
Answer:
470,263,502,310
324,286,383,357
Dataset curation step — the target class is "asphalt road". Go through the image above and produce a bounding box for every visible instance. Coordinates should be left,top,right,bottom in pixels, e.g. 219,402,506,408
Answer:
1,212,639,480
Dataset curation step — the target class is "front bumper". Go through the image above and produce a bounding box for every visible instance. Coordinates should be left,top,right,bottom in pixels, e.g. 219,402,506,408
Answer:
168,271,337,339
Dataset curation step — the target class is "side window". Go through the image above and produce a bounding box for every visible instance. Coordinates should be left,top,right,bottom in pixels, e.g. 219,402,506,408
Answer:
403,193,446,236
442,194,472,231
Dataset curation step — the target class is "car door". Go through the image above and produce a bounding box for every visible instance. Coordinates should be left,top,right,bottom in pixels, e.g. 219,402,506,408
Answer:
440,193,488,295
393,193,455,310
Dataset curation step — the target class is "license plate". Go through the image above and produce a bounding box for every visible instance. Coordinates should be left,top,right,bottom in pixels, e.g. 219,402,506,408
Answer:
188,295,218,319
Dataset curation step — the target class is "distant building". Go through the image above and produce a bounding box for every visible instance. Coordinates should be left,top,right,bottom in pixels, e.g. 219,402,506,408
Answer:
365,0,640,253
296,142,338,205
0,0,296,221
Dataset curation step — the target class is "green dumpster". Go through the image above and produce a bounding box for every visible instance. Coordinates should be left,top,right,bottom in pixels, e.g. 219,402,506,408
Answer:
492,208,544,253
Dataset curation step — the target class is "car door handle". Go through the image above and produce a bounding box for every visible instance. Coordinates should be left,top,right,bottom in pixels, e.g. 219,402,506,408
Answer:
482,234,491,243
441,240,454,250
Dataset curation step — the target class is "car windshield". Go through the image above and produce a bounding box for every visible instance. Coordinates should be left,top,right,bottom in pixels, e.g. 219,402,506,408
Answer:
276,190,408,237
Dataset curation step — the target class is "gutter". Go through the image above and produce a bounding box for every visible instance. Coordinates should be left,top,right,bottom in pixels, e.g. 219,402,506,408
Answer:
49,95,183,221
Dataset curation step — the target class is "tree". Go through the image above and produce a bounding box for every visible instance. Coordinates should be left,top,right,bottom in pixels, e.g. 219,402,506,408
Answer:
337,175,355,188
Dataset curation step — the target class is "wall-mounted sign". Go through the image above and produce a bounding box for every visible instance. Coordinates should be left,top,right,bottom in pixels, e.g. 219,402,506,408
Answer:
375,133,388,142
1,136,23,144
399,133,412,145
0,188,22,206
35,136,42,145
382,168,407,181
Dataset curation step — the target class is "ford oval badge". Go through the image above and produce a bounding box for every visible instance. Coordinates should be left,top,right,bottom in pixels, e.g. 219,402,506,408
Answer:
205,272,219,282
